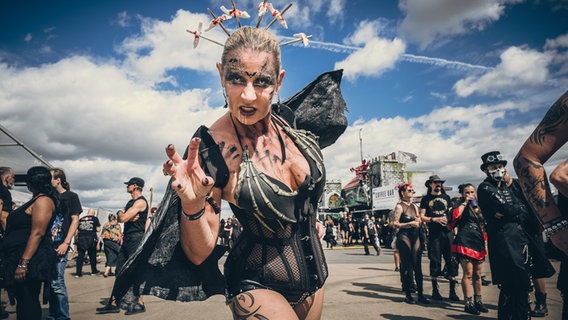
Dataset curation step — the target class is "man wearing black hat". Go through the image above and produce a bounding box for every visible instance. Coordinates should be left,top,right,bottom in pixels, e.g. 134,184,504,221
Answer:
477,151,532,320
419,174,459,302
96,177,148,315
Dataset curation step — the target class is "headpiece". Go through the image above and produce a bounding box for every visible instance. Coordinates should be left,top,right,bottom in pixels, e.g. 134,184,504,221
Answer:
186,0,312,48
480,151,507,171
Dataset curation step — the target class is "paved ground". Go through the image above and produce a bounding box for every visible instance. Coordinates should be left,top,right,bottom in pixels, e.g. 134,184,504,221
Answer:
1,246,563,319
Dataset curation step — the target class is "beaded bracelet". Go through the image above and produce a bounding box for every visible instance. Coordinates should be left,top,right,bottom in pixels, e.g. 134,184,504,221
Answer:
543,216,568,237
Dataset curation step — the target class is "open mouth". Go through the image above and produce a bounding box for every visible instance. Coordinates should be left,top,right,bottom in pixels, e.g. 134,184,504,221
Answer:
239,106,256,116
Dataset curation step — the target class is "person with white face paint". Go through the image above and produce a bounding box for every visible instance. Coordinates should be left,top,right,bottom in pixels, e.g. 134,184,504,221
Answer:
477,151,532,320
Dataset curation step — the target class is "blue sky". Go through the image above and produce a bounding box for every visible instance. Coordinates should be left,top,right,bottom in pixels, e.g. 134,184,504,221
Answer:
1,0,567,211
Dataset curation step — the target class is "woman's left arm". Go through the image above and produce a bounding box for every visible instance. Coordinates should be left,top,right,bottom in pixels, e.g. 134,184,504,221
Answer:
15,196,55,281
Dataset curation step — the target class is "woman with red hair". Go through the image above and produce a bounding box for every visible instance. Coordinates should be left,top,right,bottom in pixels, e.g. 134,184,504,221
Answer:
391,183,430,304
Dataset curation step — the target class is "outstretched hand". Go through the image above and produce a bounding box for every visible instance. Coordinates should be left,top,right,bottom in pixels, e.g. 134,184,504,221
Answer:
163,138,215,207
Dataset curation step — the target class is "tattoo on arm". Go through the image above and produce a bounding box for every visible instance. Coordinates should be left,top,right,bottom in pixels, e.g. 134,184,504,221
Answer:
514,156,550,221
529,92,568,146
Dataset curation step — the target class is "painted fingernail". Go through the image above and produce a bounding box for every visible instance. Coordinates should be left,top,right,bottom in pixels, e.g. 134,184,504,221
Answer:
203,177,209,185
167,144,174,150
177,184,182,189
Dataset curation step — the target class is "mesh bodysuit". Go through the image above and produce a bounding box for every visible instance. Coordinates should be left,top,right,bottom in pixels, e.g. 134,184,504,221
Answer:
223,115,328,305
396,202,424,295
110,117,328,306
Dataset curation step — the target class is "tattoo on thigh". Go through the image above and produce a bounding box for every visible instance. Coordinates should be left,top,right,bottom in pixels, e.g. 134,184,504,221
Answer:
231,292,270,320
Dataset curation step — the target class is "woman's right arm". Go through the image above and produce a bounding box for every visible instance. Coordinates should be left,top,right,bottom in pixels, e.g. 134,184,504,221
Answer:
164,138,219,265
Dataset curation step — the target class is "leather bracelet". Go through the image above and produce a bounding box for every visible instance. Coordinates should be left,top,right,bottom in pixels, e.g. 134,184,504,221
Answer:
543,216,568,237
181,206,206,221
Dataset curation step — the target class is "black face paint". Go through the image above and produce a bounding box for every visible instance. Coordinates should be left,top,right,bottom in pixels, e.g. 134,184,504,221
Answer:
245,71,257,78
223,53,277,89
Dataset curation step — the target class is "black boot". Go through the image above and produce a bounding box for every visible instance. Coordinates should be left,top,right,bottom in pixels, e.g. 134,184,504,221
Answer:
404,292,416,304
431,278,443,301
418,292,431,304
464,297,480,315
531,292,548,317
449,279,461,301
474,295,488,313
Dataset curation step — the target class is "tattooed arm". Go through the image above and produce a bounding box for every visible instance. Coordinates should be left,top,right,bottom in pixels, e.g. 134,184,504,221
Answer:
514,90,568,255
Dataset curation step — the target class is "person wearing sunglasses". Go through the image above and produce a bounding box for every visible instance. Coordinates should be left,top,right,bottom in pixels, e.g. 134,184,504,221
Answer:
419,175,460,302
391,183,430,304
477,151,532,319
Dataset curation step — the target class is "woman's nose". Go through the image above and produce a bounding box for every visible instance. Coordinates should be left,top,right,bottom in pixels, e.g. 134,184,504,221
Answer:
241,83,257,102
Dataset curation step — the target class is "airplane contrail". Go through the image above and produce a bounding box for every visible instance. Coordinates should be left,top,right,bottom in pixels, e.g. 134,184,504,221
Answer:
280,36,493,72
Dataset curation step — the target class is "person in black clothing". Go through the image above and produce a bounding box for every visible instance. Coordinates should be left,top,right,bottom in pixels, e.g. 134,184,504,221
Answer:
323,214,336,249
0,167,15,319
477,151,532,319
49,167,82,320
392,183,430,305
0,167,15,231
505,171,556,317
96,177,148,315
514,90,568,320
338,211,350,246
419,175,459,302
75,208,100,277
2,166,58,320
362,214,380,255
448,183,488,315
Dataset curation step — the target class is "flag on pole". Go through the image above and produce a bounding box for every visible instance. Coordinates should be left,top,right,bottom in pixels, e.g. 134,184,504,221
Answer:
397,151,417,163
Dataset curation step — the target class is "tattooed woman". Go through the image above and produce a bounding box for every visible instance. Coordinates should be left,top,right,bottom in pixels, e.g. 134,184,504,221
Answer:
391,183,430,305
163,26,327,319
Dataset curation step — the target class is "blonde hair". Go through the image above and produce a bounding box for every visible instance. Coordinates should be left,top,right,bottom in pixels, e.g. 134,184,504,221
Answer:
222,26,281,73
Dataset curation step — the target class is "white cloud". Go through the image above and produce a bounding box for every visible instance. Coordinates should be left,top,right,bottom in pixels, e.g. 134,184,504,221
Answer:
545,33,568,50
333,19,406,81
334,37,405,81
398,0,521,49
326,0,346,24
453,46,553,97
117,10,225,85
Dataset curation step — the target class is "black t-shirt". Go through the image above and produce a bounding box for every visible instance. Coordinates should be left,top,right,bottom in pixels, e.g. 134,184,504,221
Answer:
123,196,148,235
51,190,82,246
78,215,100,237
420,193,452,236
0,184,13,213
